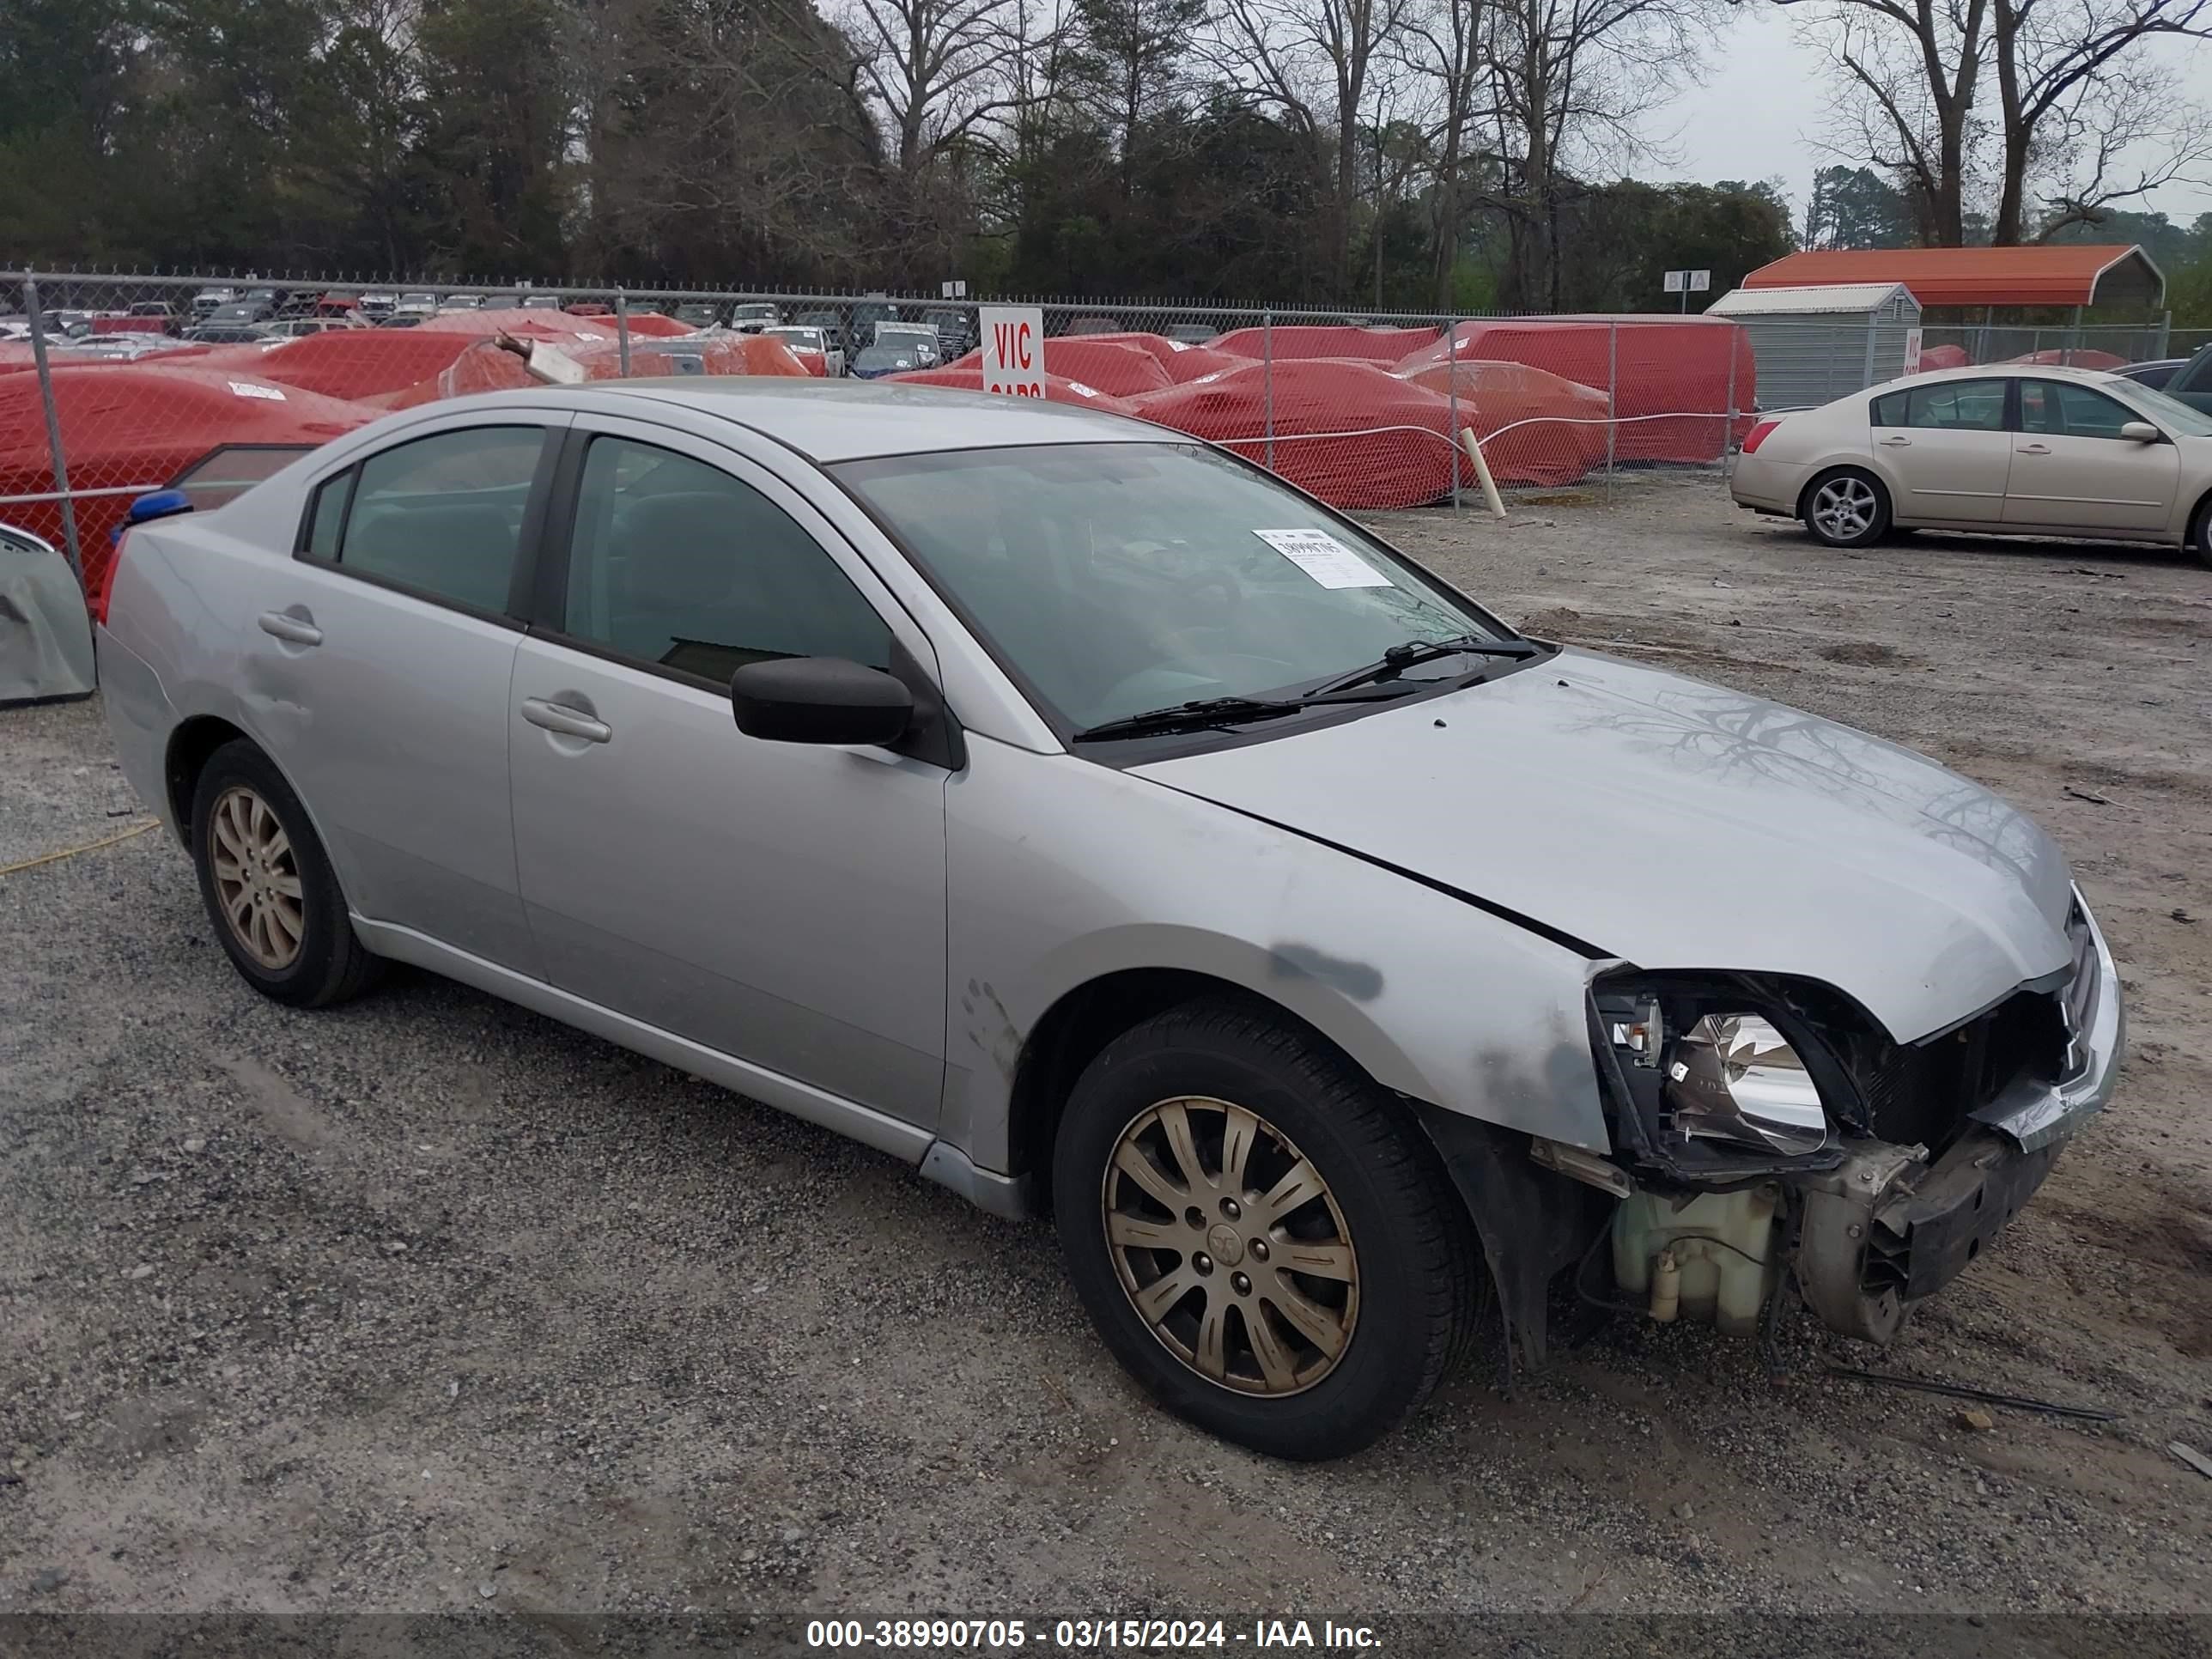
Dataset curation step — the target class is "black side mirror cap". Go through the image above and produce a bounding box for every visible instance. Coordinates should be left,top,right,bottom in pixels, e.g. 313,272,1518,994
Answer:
730,656,914,746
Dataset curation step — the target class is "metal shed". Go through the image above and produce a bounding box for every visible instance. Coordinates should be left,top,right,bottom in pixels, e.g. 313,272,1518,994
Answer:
1705,283,1923,411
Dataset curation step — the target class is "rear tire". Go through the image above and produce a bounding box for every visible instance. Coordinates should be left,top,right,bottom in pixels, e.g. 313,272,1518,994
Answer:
1802,467,1892,549
190,739,379,1007
2191,497,2211,568
1051,996,1480,1460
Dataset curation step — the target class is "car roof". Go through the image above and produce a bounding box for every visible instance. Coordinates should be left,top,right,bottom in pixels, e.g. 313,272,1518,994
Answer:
515,379,1160,462
1877,362,2128,390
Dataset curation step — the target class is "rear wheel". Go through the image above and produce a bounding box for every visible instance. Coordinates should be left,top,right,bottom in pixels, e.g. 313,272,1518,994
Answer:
190,740,378,1007
2191,497,2211,568
1052,997,1480,1460
1802,468,1892,548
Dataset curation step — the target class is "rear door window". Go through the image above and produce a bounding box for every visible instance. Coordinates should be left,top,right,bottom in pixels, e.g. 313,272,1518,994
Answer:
315,426,545,614
1890,380,2008,431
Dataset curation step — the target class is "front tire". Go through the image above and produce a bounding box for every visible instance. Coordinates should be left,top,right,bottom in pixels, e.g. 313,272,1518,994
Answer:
1802,467,1892,548
190,739,379,1007
1051,997,1480,1460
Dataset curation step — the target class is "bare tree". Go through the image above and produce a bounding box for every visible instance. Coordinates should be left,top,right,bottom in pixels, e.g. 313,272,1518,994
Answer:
1789,0,1990,246
1784,0,2211,244
1486,0,1715,307
1989,0,2212,240
842,0,1033,175
1391,0,1493,304
1209,0,1414,295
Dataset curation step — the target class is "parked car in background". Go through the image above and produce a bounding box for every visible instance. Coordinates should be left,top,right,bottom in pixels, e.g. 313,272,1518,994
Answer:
357,292,398,319
872,322,941,367
673,302,725,329
922,307,975,358
2158,343,2212,415
97,380,2124,1460
794,308,844,342
260,318,357,340
1730,363,2212,562
440,293,485,313
2117,359,2189,392
1166,324,1220,346
181,325,270,344
395,293,440,318
205,300,276,326
126,302,182,334
190,287,237,317
848,343,927,380
376,314,427,330
481,294,521,311
521,295,565,310
848,298,902,356
729,303,781,333
763,325,842,378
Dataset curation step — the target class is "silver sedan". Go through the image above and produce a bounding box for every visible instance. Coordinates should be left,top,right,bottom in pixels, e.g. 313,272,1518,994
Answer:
1731,363,2212,562
99,381,2123,1457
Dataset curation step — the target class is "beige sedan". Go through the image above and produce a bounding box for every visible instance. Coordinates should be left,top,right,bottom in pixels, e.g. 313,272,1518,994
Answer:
1730,364,2212,563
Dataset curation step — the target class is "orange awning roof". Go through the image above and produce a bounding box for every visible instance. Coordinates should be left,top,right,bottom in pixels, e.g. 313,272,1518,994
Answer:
1741,246,2164,308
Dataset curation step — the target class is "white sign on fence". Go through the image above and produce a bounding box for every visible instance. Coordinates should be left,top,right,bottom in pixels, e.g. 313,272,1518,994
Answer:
1903,326,1924,374
1688,270,1711,292
980,305,1046,397
1663,270,1685,294
1662,269,1711,295
940,279,968,299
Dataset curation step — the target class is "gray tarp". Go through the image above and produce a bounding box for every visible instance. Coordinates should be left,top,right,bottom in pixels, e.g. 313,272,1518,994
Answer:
0,521,94,704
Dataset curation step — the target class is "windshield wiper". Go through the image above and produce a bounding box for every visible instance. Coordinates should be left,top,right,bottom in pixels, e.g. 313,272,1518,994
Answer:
1304,634,1543,699
1071,696,1316,743
1071,685,1411,743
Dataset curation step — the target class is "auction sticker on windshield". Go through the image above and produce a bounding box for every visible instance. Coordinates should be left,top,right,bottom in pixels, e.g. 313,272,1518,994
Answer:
1253,527,1391,589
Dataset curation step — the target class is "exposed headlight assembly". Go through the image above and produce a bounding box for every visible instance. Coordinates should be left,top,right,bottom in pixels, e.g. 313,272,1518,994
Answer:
1667,1014,1831,1157
1593,977,1849,1174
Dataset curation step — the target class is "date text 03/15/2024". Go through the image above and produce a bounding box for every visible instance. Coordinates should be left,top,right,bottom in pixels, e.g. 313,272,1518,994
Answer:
805,1619,1382,1650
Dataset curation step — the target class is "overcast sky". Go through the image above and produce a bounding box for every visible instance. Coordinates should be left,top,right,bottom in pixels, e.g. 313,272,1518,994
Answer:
1638,8,2212,233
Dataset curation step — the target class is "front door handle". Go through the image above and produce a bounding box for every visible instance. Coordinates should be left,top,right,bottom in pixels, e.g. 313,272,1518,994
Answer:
521,697,611,744
1877,435,1911,447
2016,442,2051,455
258,610,321,646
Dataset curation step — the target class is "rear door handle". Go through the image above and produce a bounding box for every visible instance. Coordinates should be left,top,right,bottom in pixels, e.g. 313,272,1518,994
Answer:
2016,442,2051,454
521,697,611,744
1877,435,1911,447
257,611,321,646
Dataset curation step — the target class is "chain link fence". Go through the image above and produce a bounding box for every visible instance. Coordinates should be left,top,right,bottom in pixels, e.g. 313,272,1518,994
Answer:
10,268,2196,605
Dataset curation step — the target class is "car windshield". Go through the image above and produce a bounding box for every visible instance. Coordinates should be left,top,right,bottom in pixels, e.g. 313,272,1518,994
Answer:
2118,380,2212,436
835,441,1516,735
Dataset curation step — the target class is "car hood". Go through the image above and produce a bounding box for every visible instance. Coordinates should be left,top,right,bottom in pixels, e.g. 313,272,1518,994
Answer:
1132,648,2075,1043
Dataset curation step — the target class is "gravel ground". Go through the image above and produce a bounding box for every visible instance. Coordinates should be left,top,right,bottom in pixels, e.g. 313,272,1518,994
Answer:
3,474,2209,1627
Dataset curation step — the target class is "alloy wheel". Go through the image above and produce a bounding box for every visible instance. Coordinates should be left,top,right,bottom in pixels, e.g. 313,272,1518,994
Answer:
1101,1096,1360,1396
208,785,306,970
1811,475,1879,541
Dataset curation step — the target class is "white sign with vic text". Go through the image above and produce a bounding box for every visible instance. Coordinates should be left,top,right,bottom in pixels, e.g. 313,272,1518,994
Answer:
981,306,1046,398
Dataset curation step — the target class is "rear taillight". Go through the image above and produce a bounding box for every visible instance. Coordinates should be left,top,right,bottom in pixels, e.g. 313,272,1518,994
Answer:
1741,418,1781,455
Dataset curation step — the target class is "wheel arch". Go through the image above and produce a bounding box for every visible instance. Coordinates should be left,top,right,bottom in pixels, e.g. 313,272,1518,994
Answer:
1795,460,1892,522
1006,967,1368,1212
164,716,346,892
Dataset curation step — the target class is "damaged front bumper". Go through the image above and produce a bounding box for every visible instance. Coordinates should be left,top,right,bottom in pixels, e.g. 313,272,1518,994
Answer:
1595,892,2124,1345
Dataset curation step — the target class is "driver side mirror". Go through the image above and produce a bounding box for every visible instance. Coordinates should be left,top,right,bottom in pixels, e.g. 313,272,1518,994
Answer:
730,656,913,746
2119,421,2163,444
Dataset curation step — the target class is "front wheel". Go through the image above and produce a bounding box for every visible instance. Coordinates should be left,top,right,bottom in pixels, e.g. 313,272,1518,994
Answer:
1051,997,1480,1460
1802,467,1892,548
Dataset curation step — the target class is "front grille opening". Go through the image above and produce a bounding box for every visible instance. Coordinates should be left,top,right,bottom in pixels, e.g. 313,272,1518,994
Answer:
1858,990,2067,1150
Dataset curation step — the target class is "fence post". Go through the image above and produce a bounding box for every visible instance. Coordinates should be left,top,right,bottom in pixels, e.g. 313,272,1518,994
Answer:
1445,317,1460,511
1262,308,1274,476
1859,309,1879,390
1603,320,1617,497
2156,310,2172,358
615,287,632,376
1723,329,1738,467
21,276,86,593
